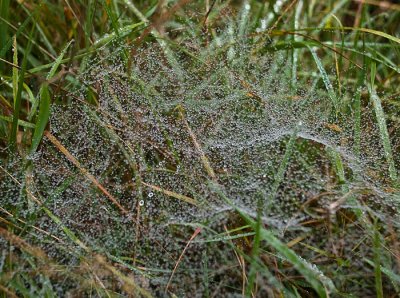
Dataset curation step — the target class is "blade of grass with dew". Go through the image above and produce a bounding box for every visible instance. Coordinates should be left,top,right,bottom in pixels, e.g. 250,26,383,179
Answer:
238,1,250,38
193,232,255,243
308,45,339,111
42,207,88,251
287,27,400,45
368,63,398,184
329,14,345,95
308,44,363,214
46,40,74,80
353,38,365,157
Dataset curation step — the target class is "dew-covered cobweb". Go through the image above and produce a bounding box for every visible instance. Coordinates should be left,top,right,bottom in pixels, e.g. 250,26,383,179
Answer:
1,36,399,295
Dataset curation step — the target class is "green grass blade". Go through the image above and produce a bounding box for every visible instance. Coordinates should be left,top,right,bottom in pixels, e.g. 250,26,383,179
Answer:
0,115,35,128
373,220,384,298
291,27,400,45
368,81,398,184
246,198,263,296
308,45,339,111
28,40,72,126
12,35,18,105
365,258,400,287
29,85,50,154
0,0,10,70
268,125,299,208
102,0,120,37
46,40,73,80
9,21,35,151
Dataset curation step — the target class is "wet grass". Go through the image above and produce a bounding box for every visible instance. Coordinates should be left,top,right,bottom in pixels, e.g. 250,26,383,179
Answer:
0,0,400,297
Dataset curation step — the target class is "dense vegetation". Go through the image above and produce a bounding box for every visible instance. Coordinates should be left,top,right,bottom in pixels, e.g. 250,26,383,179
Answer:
0,0,400,297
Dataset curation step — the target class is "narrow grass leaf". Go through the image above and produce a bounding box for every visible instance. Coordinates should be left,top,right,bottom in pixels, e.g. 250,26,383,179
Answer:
308,46,338,111
30,85,50,154
10,22,35,150
0,115,35,128
12,35,18,105
46,40,74,80
141,182,198,206
373,221,384,298
368,85,398,183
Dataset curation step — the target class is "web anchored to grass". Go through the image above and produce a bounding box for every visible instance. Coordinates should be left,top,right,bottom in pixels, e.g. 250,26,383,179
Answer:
0,1,400,296
9,38,393,296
